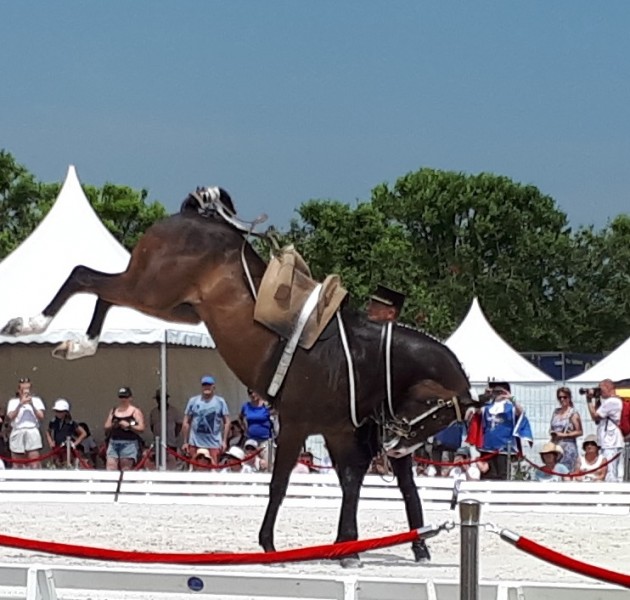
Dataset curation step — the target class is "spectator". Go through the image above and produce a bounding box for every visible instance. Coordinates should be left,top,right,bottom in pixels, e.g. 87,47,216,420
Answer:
549,387,583,471
243,438,268,472
368,453,390,475
220,446,253,473
573,434,607,482
533,442,568,482
469,382,532,481
239,390,274,463
149,389,183,469
75,421,98,468
585,379,625,482
193,448,213,471
447,447,484,481
227,419,245,448
292,450,317,474
46,399,87,467
104,387,145,471
6,377,45,469
181,376,230,465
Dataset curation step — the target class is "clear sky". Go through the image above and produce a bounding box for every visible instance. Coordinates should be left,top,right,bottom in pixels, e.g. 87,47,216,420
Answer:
2,2,628,229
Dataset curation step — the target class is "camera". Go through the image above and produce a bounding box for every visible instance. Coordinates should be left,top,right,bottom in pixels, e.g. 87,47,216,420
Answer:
579,387,601,398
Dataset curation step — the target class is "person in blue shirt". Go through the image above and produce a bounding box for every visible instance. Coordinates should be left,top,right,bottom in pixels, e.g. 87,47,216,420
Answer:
240,389,274,445
533,442,569,482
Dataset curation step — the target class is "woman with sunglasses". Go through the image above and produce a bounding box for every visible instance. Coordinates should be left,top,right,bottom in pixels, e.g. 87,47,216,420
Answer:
549,387,583,470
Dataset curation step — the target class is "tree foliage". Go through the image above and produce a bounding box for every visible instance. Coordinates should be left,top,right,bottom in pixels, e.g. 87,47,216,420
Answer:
0,151,167,258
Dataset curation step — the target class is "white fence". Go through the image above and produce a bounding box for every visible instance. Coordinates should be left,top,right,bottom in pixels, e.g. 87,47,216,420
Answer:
0,563,625,600
0,470,629,514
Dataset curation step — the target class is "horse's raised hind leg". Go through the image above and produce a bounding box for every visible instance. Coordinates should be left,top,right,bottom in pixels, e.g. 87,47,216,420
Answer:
325,433,372,568
390,454,431,563
258,429,305,553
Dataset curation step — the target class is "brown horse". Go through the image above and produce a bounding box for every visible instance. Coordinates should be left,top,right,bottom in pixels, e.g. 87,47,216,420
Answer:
1,187,478,566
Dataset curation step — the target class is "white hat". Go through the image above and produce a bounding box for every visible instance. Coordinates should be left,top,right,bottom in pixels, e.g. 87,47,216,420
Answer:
244,439,259,450
226,446,245,461
53,399,70,412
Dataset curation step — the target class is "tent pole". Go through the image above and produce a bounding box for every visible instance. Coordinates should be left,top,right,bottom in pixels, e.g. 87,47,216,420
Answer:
159,333,168,471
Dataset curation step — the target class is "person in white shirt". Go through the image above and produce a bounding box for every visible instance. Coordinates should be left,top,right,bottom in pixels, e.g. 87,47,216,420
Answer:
586,379,624,482
447,447,482,481
6,377,45,468
220,446,253,473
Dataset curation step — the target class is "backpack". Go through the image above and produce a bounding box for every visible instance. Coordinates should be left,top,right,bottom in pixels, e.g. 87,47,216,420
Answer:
613,386,630,438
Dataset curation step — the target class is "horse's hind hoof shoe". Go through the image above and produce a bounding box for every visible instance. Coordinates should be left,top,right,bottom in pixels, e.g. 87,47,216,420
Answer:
1,317,23,336
340,557,362,569
412,540,431,563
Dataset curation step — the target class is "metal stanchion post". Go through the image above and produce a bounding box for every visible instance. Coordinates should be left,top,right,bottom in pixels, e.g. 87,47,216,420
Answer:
624,442,630,483
155,436,161,470
65,436,72,468
459,499,481,600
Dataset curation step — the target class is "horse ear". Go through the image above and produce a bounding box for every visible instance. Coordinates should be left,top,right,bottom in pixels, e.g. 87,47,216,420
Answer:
218,188,236,216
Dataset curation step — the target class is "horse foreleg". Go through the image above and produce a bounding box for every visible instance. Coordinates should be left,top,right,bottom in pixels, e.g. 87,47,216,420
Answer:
258,430,304,553
390,454,431,563
326,435,372,568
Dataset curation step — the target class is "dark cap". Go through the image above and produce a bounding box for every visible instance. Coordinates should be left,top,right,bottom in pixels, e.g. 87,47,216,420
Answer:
117,386,132,398
487,381,511,393
370,285,406,312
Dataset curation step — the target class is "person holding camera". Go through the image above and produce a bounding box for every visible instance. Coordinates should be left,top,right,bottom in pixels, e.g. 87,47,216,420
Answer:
584,379,624,482
6,377,45,468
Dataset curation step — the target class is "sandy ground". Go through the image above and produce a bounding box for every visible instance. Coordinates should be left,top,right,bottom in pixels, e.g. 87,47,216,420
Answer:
0,502,627,589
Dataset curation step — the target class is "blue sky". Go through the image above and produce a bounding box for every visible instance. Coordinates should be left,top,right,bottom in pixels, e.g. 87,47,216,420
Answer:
1,2,628,229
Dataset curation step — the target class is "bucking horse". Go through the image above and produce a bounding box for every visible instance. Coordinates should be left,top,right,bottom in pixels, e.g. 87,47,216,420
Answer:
1,186,480,566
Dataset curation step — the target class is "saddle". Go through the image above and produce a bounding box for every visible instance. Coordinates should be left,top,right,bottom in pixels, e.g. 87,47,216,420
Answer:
254,245,347,350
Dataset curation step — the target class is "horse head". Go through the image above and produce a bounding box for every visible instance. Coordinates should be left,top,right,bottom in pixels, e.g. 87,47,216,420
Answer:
378,325,482,458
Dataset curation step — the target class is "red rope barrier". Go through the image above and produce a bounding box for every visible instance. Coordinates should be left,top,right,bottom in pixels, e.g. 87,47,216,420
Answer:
521,452,621,479
71,448,93,470
165,446,263,470
0,529,420,565
132,446,154,471
413,450,499,467
501,529,630,589
0,446,64,465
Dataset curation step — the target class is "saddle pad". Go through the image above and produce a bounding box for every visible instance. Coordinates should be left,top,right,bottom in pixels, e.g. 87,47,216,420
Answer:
254,247,347,350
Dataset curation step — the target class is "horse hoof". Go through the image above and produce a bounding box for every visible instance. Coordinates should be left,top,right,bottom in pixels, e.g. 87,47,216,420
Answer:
412,540,431,563
1,317,23,336
52,338,98,361
340,557,362,569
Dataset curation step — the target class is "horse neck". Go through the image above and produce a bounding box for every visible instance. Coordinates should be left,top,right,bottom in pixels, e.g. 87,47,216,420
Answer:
196,239,278,391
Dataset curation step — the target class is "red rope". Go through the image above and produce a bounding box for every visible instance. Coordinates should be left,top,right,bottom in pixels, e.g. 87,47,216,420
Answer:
510,533,630,589
165,446,263,470
413,450,499,467
0,529,420,564
71,448,94,470
132,446,154,471
0,446,64,465
522,452,621,479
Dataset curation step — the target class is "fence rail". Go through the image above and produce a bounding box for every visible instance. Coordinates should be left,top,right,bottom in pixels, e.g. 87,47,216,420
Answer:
0,471,629,514
0,563,625,600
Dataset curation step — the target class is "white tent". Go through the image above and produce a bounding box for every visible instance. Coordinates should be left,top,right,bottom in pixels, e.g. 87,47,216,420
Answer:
445,297,553,383
0,165,212,347
569,338,630,383
0,166,245,463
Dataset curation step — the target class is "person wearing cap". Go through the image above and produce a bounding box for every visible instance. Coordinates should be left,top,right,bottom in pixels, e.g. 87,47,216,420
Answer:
192,447,213,471
574,434,607,482
46,399,87,465
6,377,46,468
239,390,274,469
243,438,268,472
220,445,253,473
447,446,484,481
182,376,230,465
533,442,568,482
104,387,146,471
366,284,406,322
149,389,183,469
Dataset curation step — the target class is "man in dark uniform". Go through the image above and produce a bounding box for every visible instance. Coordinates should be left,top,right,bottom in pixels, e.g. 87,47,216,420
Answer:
366,284,431,562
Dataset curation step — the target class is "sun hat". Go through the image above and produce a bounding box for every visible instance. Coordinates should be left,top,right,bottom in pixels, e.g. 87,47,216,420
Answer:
244,439,259,450
201,375,215,385
53,399,70,412
195,448,211,460
582,434,600,448
540,442,563,457
226,446,245,461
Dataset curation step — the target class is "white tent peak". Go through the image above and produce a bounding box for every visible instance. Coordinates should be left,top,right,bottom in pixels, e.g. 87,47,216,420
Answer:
445,297,553,383
568,338,629,383
0,165,213,347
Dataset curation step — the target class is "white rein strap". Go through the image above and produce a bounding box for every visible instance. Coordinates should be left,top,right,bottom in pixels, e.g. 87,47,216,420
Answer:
385,321,395,420
337,312,361,428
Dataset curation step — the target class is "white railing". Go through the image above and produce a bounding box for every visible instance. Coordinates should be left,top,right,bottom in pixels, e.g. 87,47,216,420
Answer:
0,563,625,600
0,470,629,514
